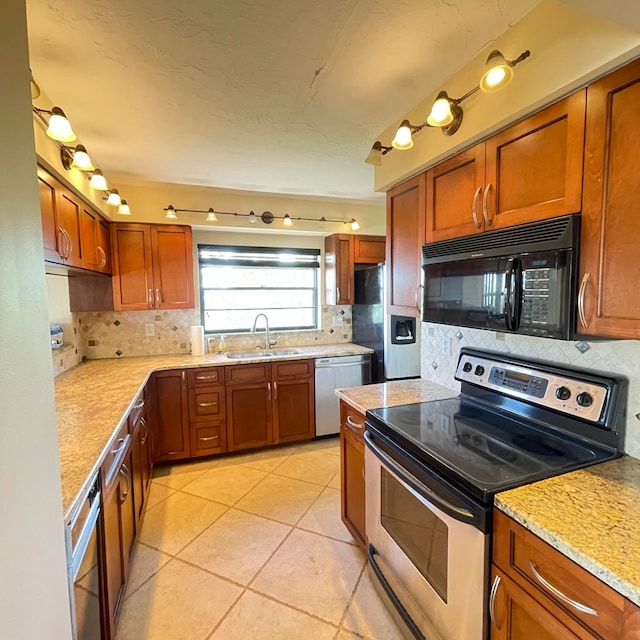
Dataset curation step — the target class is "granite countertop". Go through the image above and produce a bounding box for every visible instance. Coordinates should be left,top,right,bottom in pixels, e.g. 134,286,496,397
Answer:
496,456,640,607
336,378,458,414
56,343,373,521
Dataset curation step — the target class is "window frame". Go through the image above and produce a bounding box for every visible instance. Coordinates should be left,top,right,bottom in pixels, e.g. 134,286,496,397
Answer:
198,244,321,334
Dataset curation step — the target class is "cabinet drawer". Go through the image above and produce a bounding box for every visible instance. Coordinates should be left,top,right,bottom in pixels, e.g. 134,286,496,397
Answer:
187,367,222,388
190,422,226,457
493,510,626,639
273,359,312,380
225,363,270,385
102,422,131,490
340,402,366,441
188,387,225,421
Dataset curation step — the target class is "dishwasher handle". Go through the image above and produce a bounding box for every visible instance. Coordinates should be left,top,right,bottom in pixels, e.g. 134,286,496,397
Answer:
315,360,369,369
68,485,101,580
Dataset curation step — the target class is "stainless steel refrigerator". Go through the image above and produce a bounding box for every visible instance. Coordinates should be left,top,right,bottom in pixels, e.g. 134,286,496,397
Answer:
352,264,421,383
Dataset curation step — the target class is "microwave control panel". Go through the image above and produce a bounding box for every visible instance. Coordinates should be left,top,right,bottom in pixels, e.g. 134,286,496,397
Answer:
455,353,609,423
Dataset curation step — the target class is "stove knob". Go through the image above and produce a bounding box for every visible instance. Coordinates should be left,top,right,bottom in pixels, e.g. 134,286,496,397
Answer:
463,362,473,373
474,365,485,376
576,392,593,407
555,386,571,401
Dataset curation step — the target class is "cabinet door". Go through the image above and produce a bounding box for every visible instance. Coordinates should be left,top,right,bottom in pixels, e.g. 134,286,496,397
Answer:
485,91,586,230
354,236,386,264
151,370,190,462
102,479,125,640
425,144,486,242
97,219,112,274
38,170,63,263
131,416,150,531
578,58,640,339
111,224,154,311
340,423,366,548
325,234,354,305
386,173,426,317
80,207,101,271
119,451,136,575
273,377,314,443
490,568,583,640
150,225,194,309
226,383,272,451
56,186,84,268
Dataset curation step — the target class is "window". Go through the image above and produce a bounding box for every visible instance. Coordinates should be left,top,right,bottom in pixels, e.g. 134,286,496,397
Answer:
199,244,320,333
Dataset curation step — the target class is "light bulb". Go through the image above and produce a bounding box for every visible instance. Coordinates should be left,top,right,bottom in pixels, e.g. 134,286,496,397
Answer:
427,92,454,127
248,211,257,224
206,208,218,222
89,169,108,190
480,50,515,93
283,214,293,227
118,200,131,215
391,120,413,150
46,107,76,142
70,145,94,171
106,189,121,206
165,205,177,220
350,219,360,231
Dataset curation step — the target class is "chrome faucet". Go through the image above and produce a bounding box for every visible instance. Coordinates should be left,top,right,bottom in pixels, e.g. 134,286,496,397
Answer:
251,313,272,350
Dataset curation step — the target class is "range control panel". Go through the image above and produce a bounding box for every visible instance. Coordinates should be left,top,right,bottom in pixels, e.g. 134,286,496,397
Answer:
455,353,609,423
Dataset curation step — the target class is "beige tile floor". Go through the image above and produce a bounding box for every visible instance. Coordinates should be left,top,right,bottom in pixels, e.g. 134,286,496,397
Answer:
115,437,404,640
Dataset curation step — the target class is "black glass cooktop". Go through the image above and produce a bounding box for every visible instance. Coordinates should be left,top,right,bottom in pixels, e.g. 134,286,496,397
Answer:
366,396,615,502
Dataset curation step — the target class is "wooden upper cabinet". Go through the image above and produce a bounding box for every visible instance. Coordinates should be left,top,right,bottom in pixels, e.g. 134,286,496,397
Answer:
38,170,63,263
97,219,112,274
80,207,101,271
111,223,194,311
426,144,486,243
354,236,386,263
325,234,355,305
386,172,426,317
55,186,84,268
485,91,586,230
578,58,640,339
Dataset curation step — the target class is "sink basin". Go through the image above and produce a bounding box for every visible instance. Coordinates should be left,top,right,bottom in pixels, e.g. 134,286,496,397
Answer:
225,349,301,360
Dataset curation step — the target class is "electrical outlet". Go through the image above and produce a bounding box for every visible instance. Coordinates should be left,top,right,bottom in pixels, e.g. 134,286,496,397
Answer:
333,315,344,327
144,323,155,337
441,335,451,356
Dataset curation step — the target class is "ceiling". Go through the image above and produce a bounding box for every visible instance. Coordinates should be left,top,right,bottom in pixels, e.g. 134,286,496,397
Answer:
26,0,540,203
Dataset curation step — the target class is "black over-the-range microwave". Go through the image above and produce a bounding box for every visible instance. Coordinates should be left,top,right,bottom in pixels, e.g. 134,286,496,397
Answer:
421,214,580,340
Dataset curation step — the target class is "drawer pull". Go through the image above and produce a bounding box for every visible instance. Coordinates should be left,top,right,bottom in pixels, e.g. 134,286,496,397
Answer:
199,436,218,442
111,437,126,455
529,561,599,616
133,398,145,410
197,401,218,407
346,416,364,431
196,375,217,381
489,574,502,630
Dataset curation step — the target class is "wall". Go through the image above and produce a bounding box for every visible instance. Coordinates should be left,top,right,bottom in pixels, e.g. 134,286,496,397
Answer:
420,323,640,459
0,0,73,636
373,0,640,191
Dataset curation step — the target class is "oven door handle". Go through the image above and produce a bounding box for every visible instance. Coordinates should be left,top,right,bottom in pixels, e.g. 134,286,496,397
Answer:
68,490,101,580
364,430,476,524
368,544,427,640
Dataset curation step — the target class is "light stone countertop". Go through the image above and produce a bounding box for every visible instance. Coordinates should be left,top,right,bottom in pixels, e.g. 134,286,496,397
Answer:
495,456,640,607
335,378,458,415
56,343,373,521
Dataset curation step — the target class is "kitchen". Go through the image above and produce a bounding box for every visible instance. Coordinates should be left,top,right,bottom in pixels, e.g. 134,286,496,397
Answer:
3,1,640,640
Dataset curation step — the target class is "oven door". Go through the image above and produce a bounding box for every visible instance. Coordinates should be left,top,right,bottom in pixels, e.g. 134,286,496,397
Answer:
365,429,489,640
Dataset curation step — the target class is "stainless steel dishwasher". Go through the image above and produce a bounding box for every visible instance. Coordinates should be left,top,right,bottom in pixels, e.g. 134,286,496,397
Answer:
314,354,371,437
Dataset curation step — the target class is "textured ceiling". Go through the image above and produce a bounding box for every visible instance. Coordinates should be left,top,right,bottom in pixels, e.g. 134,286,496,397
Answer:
26,0,539,202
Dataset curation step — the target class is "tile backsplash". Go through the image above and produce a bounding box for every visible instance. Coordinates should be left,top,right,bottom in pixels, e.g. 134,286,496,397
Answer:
77,306,352,360
420,322,640,459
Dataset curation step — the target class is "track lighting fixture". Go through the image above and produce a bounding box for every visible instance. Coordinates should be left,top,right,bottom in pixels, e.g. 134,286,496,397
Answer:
89,169,108,191
118,200,131,215
33,106,77,142
60,144,95,171
106,189,121,207
366,48,531,164
164,205,361,231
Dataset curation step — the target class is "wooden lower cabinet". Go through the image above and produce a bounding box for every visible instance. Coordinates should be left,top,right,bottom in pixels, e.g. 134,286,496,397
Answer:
151,369,190,462
339,401,366,548
272,360,314,444
131,413,151,530
491,510,640,640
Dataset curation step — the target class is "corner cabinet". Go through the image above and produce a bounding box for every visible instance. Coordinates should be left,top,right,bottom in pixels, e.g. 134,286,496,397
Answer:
111,223,194,311
490,510,640,640
386,173,426,317
577,58,640,339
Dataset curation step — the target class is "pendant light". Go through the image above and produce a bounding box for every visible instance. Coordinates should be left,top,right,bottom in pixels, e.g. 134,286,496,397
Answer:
165,204,177,219
106,189,121,207
206,208,218,222
89,169,108,190
391,120,414,150
70,145,94,171
283,214,293,227
480,49,531,93
117,200,131,215
350,219,360,231
45,107,76,142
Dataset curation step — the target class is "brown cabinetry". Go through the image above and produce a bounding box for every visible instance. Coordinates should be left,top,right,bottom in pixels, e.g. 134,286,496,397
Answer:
111,223,194,311
325,234,385,305
339,400,366,549
491,510,640,640
578,58,640,339
226,360,315,451
187,367,227,457
80,206,111,274
387,173,426,317
129,389,151,532
150,369,190,462
425,92,586,243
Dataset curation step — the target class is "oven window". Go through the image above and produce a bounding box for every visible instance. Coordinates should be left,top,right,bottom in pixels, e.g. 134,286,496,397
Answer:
381,468,448,602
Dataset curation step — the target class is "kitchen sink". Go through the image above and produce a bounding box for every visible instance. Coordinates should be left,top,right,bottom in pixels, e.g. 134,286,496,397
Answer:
226,349,300,360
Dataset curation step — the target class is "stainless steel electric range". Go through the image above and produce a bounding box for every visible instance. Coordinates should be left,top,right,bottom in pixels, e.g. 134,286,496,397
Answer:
364,348,627,640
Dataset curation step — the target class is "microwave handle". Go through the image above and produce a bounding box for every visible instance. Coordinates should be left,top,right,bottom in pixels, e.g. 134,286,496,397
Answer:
504,258,523,331
504,258,516,331
513,259,523,331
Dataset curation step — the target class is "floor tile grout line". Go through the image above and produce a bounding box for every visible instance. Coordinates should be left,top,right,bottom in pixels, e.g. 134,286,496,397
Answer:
245,521,298,590
203,583,247,640
335,560,371,638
